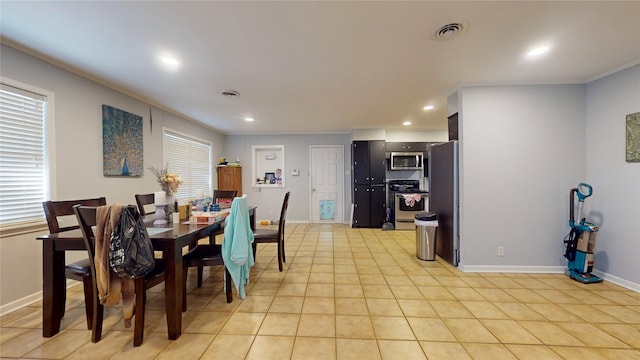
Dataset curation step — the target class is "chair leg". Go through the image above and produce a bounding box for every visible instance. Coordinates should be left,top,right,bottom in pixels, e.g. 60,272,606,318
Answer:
282,238,286,263
224,268,233,303
91,295,104,343
82,276,94,330
197,266,204,288
252,243,257,261
277,241,283,272
133,279,145,347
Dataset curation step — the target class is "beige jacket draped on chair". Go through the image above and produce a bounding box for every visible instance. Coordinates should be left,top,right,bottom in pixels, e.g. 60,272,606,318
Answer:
95,204,135,327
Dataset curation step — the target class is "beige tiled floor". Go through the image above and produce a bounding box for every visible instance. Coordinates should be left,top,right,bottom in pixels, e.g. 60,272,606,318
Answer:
1,224,639,359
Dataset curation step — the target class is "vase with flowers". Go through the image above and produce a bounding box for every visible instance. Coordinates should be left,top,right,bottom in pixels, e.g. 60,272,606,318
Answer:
149,165,183,221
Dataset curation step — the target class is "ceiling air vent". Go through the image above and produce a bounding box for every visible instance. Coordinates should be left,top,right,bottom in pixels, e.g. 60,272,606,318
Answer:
432,21,467,41
220,90,240,97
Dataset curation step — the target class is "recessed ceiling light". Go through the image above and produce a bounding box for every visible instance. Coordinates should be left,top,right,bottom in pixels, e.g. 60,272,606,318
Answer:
244,117,254,122
161,57,179,66
403,121,412,126
527,46,550,57
423,105,434,111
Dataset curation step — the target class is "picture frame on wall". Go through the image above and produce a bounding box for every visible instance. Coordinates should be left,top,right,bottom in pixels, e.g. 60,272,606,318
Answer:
265,172,275,184
102,104,143,176
626,112,640,162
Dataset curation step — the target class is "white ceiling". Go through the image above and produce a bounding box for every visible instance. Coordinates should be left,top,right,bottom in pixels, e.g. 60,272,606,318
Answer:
1,1,639,135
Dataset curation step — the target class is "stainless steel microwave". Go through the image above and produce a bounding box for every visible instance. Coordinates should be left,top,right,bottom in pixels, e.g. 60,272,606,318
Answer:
390,152,423,170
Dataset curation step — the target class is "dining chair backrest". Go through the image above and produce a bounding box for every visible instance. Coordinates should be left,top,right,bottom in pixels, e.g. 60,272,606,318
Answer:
277,192,290,237
73,205,99,262
134,193,155,216
73,204,137,262
43,197,107,234
213,190,237,203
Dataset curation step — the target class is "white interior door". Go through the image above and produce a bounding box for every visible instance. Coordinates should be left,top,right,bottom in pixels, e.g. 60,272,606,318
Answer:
310,146,344,224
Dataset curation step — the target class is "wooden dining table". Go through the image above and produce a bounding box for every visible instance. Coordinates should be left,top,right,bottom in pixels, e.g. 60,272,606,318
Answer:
36,207,255,340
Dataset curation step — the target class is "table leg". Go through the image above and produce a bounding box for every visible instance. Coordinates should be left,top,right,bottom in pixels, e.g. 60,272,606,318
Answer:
42,241,65,337
163,245,183,340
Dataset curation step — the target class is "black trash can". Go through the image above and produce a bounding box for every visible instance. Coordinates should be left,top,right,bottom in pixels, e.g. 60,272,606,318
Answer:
415,212,438,260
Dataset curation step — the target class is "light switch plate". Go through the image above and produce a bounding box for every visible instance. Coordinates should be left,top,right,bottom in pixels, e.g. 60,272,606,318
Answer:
292,169,300,176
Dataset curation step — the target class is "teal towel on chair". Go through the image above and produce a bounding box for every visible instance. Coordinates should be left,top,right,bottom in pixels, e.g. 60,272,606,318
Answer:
222,195,254,299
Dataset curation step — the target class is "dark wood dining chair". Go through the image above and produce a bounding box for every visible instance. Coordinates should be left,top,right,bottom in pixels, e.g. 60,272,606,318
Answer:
134,193,155,216
182,230,233,311
73,204,165,347
253,192,290,272
213,190,237,205
209,190,238,244
42,197,107,330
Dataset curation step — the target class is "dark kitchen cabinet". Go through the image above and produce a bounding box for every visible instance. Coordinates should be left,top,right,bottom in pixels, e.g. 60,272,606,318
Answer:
353,184,386,228
352,140,386,228
385,142,426,152
353,140,385,185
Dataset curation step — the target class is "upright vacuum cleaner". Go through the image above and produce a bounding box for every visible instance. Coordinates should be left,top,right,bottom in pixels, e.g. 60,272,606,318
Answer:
563,183,603,284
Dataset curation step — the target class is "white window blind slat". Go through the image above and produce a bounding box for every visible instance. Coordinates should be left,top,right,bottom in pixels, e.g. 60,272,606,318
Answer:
162,130,211,200
0,86,48,225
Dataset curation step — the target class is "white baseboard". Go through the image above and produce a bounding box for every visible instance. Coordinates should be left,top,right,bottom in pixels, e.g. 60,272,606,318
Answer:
593,270,640,292
459,265,639,293
459,265,566,273
0,290,43,317
0,280,79,317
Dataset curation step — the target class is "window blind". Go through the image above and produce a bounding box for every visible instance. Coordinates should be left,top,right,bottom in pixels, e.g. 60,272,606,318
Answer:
163,130,211,200
0,84,48,226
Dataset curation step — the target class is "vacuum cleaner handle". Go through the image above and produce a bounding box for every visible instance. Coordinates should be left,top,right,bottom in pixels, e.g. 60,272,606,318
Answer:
576,183,592,202
569,188,577,225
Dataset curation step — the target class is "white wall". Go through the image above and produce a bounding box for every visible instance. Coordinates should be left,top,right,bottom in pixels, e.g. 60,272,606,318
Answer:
585,64,640,286
0,44,224,309
459,84,587,270
351,129,386,141
223,134,352,224
385,130,448,142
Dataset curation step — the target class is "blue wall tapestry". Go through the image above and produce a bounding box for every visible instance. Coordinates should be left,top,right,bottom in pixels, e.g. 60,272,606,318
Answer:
102,105,143,176
320,200,335,220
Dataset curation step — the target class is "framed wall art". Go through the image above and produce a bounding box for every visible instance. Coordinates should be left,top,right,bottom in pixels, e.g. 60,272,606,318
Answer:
102,104,143,176
626,112,640,162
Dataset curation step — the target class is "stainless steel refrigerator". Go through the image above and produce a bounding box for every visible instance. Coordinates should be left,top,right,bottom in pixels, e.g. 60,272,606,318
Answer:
428,141,459,266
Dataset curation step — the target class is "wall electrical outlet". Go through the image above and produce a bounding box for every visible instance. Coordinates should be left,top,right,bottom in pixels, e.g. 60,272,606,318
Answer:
497,246,505,257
